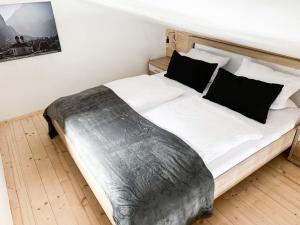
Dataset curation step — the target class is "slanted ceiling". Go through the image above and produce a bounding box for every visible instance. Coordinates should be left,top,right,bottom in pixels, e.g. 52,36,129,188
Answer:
86,0,300,59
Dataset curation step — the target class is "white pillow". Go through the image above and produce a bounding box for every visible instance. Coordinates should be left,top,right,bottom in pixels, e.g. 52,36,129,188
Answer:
236,58,300,110
186,48,230,82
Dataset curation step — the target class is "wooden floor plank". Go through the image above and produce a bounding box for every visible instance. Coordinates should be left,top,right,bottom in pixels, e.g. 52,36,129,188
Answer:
20,117,79,225
214,196,255,225
0,124,25,225
33,115,95,225
219,191,275,225
248,167,300,217
5,122,37,225
227,184,289,225
267,156,300,186
220,186,280,225
45,143,94,225
235,177,299,225
1,112,300,225
195,219,211,225
82,185,112,225
53,138,101,225
10,120,58,225
205,209,233,225
34,115,100,225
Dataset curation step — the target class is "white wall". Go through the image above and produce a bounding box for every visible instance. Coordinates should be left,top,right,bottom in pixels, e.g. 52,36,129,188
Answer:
89,0,300,59
0,154,13,225
0,0,166,120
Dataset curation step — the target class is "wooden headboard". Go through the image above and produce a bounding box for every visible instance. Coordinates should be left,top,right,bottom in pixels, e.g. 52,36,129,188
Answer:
166,30,300,70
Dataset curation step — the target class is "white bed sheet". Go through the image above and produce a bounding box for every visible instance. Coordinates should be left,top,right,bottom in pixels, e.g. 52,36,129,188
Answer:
150,72,300,178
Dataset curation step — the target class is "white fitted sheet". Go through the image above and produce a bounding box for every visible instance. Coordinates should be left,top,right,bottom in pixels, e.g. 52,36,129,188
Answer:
150,73,300,178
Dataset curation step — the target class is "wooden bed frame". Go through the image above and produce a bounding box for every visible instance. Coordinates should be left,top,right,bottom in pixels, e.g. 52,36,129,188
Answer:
52,30,300,225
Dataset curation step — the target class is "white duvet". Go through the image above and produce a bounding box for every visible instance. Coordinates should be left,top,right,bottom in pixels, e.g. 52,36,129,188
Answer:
143,95,262,163
105,75,185,111
105,75,263,164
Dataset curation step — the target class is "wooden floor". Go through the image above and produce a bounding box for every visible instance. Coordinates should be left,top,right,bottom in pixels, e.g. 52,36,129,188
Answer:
1,112,300,225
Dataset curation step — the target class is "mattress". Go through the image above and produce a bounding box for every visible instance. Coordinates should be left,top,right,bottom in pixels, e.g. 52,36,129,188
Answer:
150,73,300,178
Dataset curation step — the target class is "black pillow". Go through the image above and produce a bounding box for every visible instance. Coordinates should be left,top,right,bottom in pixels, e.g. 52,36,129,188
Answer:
203,68,283,123
165,50,218,93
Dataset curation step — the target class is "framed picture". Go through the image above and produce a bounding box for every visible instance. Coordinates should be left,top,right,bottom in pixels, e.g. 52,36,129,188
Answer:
0,1,61,63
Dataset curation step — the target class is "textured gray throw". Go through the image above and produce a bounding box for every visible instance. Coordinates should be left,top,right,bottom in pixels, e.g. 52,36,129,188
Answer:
44,85,214,225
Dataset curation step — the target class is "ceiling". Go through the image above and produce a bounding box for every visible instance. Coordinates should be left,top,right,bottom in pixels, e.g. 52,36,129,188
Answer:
86,0,300,59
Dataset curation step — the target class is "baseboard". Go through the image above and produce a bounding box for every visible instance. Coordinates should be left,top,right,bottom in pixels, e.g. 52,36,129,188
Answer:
0,110,43,124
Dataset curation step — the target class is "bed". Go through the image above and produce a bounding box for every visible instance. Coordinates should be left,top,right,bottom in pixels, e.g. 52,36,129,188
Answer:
46,31,300,225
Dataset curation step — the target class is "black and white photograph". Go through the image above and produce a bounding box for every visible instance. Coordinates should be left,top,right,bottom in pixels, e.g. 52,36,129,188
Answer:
0,1,61,63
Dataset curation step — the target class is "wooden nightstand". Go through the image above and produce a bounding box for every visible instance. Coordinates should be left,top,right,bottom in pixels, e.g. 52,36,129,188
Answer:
148,56,170,75
288,126,300,166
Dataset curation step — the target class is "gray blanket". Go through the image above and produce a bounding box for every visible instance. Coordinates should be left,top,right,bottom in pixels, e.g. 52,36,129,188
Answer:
44,85,214,225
